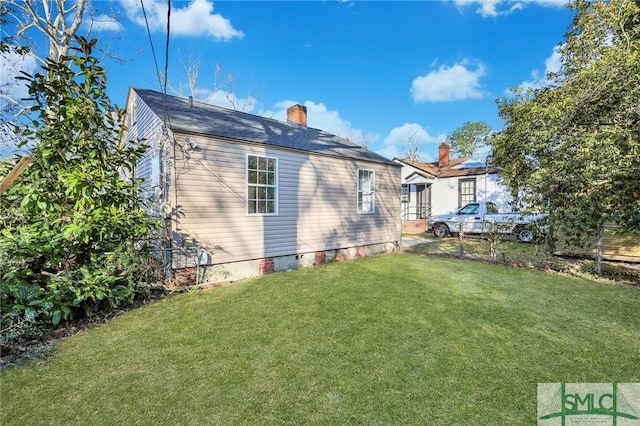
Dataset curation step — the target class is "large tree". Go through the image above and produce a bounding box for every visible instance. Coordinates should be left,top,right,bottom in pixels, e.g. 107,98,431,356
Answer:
447,121,492,158
8,0,89,61
2,0,92,159
489,0,640,243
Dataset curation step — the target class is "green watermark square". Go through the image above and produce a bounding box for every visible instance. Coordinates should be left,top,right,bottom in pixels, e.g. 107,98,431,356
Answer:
538,383,640,425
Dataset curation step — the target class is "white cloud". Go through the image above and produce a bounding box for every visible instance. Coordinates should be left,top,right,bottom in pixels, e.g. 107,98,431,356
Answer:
454,0,566,17
120,0,243,40
202,90,256,112
411,62,486,102
544,46,563,75
261,100,377,146
260,103,448,162
535,0,569,6
514,45,562,92
0,51,37,107
88,14,124,32
259,103,450,162
383,123,438,147
454,0,502,17
378,123,446,162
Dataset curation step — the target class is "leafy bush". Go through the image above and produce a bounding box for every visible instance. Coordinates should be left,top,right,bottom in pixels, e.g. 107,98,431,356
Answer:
0,37,159,325
0,310,43,349
0,310,55,368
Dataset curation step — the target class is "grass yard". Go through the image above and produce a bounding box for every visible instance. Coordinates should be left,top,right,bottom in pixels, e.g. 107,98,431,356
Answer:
1,253,639,425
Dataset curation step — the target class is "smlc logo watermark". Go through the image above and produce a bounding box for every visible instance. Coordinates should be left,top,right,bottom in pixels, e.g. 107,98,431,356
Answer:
538,383,640,425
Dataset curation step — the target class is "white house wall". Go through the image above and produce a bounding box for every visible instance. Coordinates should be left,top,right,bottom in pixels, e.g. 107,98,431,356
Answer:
478,174,513,211
430,173,512,215
125,90,166,205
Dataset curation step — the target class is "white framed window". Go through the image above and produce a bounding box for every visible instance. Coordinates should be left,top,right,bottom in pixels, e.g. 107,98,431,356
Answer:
357,168,375,214
247,154,278,215
458,178,476,207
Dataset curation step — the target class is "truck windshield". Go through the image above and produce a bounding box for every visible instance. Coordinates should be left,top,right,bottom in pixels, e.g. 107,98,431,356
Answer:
458,204,479,215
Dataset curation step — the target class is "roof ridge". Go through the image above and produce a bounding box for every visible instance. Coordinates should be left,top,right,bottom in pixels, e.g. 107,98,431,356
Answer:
130,87,397,166
131,87,366,150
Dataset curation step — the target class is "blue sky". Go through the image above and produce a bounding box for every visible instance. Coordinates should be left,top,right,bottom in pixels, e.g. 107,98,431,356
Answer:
1,0,575,162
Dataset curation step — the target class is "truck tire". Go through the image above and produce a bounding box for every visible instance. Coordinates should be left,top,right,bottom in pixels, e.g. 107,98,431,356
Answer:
515,226,534,243
433,223,449,238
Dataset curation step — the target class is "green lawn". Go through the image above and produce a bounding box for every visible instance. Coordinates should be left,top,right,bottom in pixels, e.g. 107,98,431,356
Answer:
2,253,639,425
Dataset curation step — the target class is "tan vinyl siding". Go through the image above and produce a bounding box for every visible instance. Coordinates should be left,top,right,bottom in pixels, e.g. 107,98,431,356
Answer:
172,133,401,265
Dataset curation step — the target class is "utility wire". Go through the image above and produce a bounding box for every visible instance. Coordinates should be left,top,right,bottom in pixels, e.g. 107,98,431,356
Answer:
162,0,174,285
162,0,171,129
138,0,173,282
140,0,163,92
164,0,171,95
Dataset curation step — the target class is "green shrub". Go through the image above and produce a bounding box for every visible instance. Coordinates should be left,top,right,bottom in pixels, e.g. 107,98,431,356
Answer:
0,310,52,367
0,37,159,325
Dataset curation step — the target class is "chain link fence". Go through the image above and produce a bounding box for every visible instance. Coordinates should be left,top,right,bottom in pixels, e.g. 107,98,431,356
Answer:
407,220,639,282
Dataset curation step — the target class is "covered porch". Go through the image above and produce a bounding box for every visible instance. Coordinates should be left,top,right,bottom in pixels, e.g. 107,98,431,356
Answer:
401,172,433,233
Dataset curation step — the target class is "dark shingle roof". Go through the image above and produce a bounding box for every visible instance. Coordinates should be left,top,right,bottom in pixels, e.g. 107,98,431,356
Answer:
132,88,397,166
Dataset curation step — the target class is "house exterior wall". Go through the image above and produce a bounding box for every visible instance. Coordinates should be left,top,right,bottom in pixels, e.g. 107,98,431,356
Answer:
399,162,421,182
125,90,166,208
430,173,512,215
125,88,402,283
170,133,402,276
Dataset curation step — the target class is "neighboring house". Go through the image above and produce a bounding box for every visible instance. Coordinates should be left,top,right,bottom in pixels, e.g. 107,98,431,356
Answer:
124,88,401,283
394,142,512,233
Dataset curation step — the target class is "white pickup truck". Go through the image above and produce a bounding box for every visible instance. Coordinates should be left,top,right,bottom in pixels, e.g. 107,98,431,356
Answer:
428,201,547,242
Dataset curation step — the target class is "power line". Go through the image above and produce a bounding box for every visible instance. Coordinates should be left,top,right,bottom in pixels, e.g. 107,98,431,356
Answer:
140,0,163,93
164,0,171,95
162,0,171,129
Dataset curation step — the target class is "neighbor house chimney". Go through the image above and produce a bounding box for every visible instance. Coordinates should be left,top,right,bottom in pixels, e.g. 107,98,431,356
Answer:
287,104,307,126
438,142,450,167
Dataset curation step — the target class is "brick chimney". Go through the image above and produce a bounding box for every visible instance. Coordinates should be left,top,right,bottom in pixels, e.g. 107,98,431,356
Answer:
287,104,307,126
438,142,450,167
